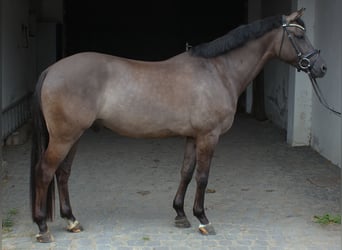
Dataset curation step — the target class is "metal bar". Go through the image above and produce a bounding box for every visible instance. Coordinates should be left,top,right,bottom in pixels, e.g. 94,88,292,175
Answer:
2,94,32,140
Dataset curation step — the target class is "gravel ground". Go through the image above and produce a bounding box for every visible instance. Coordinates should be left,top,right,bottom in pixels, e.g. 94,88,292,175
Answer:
2,113,340,249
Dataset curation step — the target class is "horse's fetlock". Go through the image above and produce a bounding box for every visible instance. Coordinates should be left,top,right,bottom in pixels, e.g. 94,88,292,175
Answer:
60,207,73,220
193,207,204,218
34,212,45,222
173,195,185,211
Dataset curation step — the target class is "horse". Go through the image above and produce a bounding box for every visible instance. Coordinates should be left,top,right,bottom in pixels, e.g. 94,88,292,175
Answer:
30,8,326,242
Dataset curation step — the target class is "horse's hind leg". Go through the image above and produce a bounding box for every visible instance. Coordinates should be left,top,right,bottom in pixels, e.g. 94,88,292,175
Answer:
173,137,196,228
34,138,76,243
55,141,83,233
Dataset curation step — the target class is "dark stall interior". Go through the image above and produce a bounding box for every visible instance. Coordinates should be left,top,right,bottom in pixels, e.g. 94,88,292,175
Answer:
64,1,248,61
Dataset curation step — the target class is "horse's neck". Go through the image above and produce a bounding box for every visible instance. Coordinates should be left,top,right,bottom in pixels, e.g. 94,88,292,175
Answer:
219,31,277,96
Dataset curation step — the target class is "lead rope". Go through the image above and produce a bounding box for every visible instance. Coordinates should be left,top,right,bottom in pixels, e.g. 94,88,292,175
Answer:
308,73,341,117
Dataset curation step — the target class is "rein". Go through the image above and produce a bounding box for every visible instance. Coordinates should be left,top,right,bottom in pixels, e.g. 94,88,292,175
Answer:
279,18,341,117
308,74,341,117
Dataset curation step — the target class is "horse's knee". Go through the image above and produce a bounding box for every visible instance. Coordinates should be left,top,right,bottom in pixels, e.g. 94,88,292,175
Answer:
33,211,46,225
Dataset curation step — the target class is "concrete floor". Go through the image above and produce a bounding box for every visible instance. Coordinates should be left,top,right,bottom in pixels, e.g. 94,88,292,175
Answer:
2,113,341,249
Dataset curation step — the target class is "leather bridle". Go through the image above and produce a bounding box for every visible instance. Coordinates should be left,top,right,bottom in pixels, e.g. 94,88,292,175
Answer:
278,18,320,73
278,17,341,117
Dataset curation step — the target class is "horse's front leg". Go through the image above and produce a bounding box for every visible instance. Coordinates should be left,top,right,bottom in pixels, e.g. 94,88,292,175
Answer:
55,142,83,233
193,133,219,235
173,137,196,228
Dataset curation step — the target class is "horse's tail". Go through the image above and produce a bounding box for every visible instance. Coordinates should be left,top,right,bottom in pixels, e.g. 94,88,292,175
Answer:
30,69,55,221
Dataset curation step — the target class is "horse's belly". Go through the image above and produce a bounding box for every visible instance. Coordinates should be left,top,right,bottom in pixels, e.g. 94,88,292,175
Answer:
100,112,192,138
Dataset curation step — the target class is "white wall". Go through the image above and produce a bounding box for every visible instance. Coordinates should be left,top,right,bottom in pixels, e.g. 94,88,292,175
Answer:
287,0,341,166
287,0,316,146
2,0,36,109
311,0,341,166
248,0,341,167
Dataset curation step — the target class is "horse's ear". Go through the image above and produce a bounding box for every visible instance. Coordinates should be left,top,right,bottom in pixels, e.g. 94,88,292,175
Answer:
286,8,306,23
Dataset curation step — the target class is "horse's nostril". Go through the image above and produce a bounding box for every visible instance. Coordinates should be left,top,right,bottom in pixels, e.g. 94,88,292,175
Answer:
321,65,327,73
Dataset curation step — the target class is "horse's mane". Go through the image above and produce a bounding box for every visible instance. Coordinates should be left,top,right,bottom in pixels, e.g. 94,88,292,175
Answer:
190,15,284,58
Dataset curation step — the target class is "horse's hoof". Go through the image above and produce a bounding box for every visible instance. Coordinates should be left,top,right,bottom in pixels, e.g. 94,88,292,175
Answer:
36,231,54,243
198,223,216,235
174,216,191,228
66,220,83,233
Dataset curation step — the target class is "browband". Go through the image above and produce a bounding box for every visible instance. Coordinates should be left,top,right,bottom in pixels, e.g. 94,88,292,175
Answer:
282,15,306,31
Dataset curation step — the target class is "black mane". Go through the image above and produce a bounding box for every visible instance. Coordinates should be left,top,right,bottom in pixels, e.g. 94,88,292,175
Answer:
190,15,283,58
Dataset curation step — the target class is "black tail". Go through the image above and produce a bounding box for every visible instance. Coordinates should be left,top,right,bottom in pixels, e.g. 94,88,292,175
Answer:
30,70,55,221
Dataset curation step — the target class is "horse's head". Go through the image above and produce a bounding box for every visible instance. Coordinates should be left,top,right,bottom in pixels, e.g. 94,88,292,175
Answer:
277,8,327,78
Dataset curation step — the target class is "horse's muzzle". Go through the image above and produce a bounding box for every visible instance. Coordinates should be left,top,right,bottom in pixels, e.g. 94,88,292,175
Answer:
320,64,327,75
311,63,327,78
307,52,327,78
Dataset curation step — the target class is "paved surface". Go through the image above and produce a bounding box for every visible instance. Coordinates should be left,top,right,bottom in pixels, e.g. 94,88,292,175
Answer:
2,114,341,250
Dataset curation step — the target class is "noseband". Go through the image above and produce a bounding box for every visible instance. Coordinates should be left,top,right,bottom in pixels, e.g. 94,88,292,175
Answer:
278,18,320,73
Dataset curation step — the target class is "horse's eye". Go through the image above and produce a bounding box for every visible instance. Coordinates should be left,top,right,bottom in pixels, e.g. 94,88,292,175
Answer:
295,34,305,39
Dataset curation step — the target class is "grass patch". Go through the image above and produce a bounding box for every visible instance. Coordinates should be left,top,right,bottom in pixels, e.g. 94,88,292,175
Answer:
313,214,341,225
142,236,150,241
8,208,18,216
2,208,18,233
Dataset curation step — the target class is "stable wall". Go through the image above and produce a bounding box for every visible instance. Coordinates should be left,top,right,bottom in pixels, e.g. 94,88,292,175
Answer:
262,0,292,130
310,0,341,166
1,0,36,109
1,0,63,139
248,0,341,167
1,0,63,110
287,0,341,166
247,0,291,129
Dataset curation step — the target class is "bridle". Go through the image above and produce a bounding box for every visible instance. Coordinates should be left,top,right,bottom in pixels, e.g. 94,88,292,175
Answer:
278,17,341,117
278,17,320,73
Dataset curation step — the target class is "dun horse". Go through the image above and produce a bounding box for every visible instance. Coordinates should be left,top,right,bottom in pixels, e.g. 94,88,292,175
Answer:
31,9,326,242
